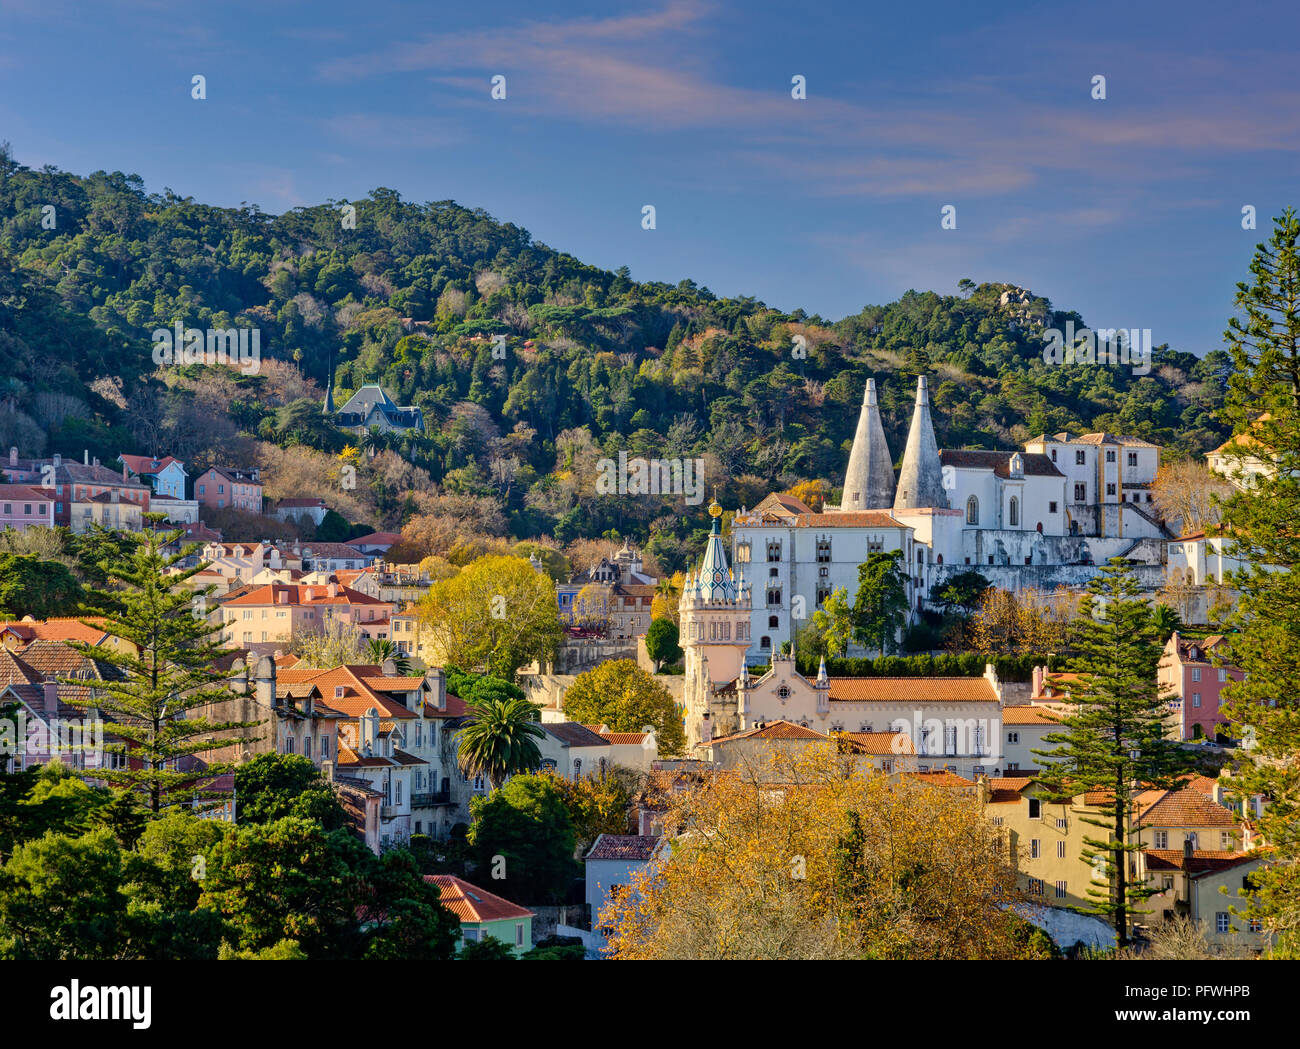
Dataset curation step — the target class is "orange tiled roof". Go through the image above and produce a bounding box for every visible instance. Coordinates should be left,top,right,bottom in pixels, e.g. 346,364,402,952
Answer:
708,720,825,744
362,675,426,691
1000,705,1064,725
840,730,915,755
829,677,998,703
1138,787,1238,828
906,770,973,787
223,583,389,607
601,732,650,745
277,665,416,719
791,511,903,528
425,875,533,923
1143,849,1255,874
0,647,42,687
1,618,110,644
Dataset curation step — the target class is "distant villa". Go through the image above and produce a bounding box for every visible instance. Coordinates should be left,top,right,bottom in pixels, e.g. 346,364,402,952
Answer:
325,382,424,435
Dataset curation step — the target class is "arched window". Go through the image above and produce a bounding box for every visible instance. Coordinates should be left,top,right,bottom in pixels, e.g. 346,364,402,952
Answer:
760,635,771,650
768,615,779,628
966,496,979,525
1009,496,1019,527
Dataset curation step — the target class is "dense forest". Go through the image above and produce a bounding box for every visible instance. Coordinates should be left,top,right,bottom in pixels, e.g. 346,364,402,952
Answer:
0,146,1232,572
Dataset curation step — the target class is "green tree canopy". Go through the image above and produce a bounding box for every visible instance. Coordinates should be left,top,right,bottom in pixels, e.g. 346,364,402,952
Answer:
560,659,685,756
467,774,579,905
851,550,910,656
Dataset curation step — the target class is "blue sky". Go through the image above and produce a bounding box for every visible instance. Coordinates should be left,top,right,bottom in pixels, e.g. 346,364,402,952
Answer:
2,0,1297,355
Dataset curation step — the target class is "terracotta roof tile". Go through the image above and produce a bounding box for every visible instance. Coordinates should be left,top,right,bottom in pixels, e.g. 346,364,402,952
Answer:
1000,705,1064,725
1138,787,1238,828
425,875,533,923
829,677,998,703
1143,849,1255,874
840,730,915,755
709,720,825,744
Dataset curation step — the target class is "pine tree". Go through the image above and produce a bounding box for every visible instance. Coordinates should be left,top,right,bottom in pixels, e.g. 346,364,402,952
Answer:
1034,559,1195,947
61,519,260,815
1216,207,1300,953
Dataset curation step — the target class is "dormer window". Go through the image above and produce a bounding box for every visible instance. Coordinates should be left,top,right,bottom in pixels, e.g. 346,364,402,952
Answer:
335,686,345,698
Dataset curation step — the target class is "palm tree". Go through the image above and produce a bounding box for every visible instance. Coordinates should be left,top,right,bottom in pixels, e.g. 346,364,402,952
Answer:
1151,603,1184,643
360,426,385,458
453,696,545,790
364,638,413,674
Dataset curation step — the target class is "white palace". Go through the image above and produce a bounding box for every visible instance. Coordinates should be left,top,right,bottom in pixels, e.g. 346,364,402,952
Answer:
707,374,1174,663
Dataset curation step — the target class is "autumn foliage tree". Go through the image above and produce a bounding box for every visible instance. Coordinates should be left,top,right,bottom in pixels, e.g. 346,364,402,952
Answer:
416,554,563,678
560,659,685,756
601,748,1043,960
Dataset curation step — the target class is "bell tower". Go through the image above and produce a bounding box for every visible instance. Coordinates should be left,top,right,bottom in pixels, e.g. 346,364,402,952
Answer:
679,499,752,747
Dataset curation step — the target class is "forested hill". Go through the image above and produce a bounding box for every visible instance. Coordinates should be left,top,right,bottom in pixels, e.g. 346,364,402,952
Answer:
0,149,1231,564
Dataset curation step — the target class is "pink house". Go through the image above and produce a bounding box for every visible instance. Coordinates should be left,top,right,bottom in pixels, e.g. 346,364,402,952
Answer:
0,484,55,530
1158,632,1242,742
195,466,263,513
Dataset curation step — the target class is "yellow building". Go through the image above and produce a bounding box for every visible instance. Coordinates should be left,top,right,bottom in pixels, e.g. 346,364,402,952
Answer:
1141,847,1271,954
985,777,1103,910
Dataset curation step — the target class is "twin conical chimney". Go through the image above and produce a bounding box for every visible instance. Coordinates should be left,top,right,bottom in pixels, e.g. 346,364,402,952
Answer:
894,377,949,510
840,378,896,511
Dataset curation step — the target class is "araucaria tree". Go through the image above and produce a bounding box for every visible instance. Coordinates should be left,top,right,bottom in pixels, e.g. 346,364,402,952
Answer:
851,550,909,655
63,521,260,814
1216,206,1300,954
1034,559,1195,947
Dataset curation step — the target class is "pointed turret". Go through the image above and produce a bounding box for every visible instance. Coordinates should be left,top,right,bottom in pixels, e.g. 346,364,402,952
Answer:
894,376,948,510
840,377,895,510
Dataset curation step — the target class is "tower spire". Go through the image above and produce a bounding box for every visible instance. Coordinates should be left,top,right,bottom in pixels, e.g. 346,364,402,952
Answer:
839,376,895,511
893,376,948,510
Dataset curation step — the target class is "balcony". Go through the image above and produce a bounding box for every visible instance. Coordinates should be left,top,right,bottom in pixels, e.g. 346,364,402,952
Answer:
380,805,399,819
411,790,452,807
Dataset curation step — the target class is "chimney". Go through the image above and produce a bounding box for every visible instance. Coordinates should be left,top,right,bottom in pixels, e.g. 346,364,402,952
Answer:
701,712,713,744
328,582,339,598
975,773,990,805
1182,837,1194,861
382,658,397,675
122,461,128,481
230,657,248,695
255,655,276,711
321,759,334,782
42,680,58,714
428,667,446,710
92,456,99,468
8,447,15,466
52,453,61,468
304,587,314,602
1032,665,1045,697
84,449,89,466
